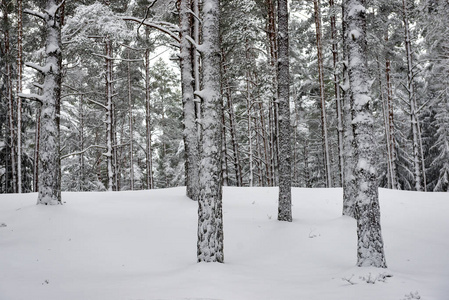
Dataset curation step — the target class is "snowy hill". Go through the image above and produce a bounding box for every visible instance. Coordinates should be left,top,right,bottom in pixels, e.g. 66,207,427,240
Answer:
1,187,448,300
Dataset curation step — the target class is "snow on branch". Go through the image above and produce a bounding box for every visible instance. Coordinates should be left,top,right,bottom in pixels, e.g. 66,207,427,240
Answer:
61,144,107,160
187,9,201,23
18,93,43,104
122,16,180,43
25,62,46,74
185,35,203,53
84,97,107,110
23,9,46,20
92,53,142,62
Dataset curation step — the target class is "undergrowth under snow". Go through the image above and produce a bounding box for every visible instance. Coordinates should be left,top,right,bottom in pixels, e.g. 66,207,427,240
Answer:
0,187,448,300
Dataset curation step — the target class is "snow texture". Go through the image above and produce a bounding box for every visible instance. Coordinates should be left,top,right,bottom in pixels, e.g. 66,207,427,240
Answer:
1,187,448,299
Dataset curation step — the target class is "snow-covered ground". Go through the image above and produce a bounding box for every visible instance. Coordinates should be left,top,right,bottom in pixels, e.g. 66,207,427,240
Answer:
0,187,448,300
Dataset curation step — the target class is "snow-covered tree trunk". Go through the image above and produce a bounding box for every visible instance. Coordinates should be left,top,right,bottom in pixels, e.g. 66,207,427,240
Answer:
341,2,356,217
313,0,332,188
345,0,387,267
16,0,23,193
34,106,41,192
22,0,64,204
104,38,115,192
127,50,134,190
277,0,292,222
180,0,200,200
2,0,17,193
145,48,154,189
197,0,224,263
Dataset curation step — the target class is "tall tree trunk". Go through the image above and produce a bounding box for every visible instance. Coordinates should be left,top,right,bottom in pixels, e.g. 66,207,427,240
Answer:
197,0,224,263
17,0,23,193
2,0,17,193
23,0,64,204
127,50,134,190
330,0,344,186
180,0,200,200
79,95,85,191
34,105,41,192
104,38,115,192
402,0,426,192
313,0,332,188
145,48,154,189
341,2,356,217
277,0,292,222
384,47,398,189
345,0,387,268
266,0,278,186
222,60,242,186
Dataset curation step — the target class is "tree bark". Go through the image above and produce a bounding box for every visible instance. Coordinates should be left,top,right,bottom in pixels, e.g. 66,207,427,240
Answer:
32,0,63,204
180,0,200,200
345,0,387,268
145,48,154,189
2,0,17,193
197,0,224,263
277,0,292,222
17,0,23,193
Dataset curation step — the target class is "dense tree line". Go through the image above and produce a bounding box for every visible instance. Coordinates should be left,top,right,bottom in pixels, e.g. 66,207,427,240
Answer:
1,0,447,265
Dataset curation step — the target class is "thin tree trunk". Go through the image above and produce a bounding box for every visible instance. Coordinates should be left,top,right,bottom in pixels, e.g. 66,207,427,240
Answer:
34,105,41,192
345,0,387,268
145,48,154,189
402,0,425,191
105,38,115,192
313,0,332,188
17,0,23,193
385,52,398,189
341,2,356,217
277,0,292,222
127,50,134,190
330,0,344,186
180,0,200,199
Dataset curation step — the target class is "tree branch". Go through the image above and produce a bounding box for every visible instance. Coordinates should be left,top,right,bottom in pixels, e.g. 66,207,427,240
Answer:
18,93,43,104
25,62,46,74
24,9,46,20
61,144,107,160
123,16,180,43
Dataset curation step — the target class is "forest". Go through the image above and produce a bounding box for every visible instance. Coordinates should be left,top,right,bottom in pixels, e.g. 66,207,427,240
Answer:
1,0,448,195
1,0,449,297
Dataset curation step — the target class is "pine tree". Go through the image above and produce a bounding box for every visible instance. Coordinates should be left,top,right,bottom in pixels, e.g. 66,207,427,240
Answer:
21,0,65,204
277,0,292,222
197,0,224,263
344,0,387,268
